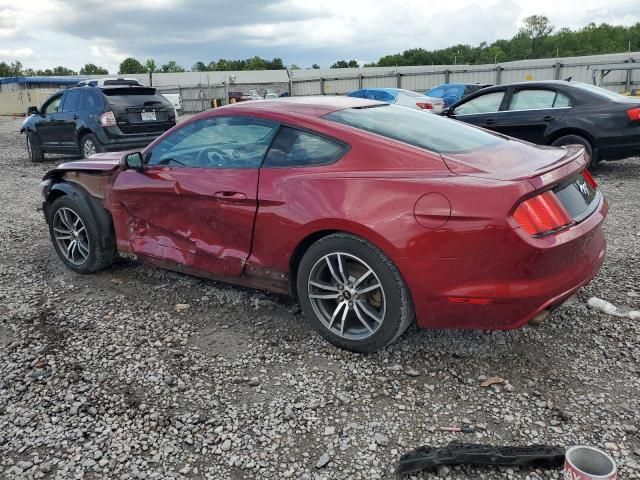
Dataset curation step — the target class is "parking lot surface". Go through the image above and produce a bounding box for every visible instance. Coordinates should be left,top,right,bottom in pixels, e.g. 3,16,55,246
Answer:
0,116,639,479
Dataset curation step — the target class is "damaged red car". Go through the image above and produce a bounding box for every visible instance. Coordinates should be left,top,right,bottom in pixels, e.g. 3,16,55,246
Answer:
41,97,607,353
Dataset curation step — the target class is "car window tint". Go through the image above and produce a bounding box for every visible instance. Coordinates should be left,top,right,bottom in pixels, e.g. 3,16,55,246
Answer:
146,116,278,169
263,127,346,167
325,104,505,154
509,89,571,110
82,89,103,110
62,90,81,112
426,86,445,97
43,96,62,115
453,91,504,115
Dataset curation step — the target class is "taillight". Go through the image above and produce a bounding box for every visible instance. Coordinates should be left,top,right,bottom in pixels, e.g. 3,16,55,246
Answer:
100,111,117,127
627,108,640,121
582,169,597,189
416,102,434,110
514,191,572,236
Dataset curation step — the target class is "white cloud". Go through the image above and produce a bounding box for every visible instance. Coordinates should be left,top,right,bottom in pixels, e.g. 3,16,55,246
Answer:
0,0,638,70
0,47,35,59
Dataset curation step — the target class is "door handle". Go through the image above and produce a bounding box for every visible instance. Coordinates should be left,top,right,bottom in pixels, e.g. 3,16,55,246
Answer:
73,115,79,120
484,119,496,126
542,116,554,122
214,191,247,201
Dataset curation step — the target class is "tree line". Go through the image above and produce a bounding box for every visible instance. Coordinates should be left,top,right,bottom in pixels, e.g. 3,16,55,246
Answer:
2,17,639,78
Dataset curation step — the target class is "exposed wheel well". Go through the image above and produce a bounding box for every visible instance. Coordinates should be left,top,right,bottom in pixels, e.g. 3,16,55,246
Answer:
289,230,338,299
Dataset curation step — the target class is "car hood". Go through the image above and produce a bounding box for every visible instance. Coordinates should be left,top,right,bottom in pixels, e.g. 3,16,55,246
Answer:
440,139,586,181
42,151,132,180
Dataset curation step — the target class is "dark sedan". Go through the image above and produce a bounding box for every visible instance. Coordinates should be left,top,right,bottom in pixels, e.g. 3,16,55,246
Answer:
442,80,640,166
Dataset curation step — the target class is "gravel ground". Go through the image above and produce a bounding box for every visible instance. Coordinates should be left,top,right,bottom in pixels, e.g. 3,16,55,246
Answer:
0,115,639,480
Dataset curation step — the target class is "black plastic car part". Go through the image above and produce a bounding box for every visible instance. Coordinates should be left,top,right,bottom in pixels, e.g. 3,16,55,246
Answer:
397,442,566,475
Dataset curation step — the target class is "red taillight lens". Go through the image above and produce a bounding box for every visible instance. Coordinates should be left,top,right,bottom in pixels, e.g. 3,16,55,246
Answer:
416,102,434,110
514,191,572,236
582,169,597,189
627,108,640,121
100,111,117,127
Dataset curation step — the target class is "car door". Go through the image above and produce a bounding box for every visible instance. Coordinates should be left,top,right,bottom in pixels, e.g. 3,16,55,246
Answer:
494,88,572,144
448,89,507,131
57,89,82,149
111,115,279,277
33,94,64,149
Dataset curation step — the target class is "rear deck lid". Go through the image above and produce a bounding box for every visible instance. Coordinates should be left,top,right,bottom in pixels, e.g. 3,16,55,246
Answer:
441,139,585,182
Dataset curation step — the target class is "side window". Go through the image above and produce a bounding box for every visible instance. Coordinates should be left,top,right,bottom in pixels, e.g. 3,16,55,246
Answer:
509,89,572,110
146,116,278,168
82,89,103,110
43,96,62,115
453,91,505,115
263,127,346,168
61,90,81,112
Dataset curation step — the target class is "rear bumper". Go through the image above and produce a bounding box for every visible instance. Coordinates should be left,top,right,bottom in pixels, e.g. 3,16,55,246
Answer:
597,131,640,160
397,195,608,330
96,124,174,152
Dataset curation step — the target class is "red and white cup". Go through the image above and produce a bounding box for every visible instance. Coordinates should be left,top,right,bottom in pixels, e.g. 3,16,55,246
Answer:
564,446,617,480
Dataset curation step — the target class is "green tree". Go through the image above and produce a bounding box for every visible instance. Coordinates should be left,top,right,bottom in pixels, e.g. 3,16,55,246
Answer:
311,63,320,69
51,66,77,76
289,64,301,70
192,61,207,71
331,60,359,68
119,57,147,74
145,59,157,73
518,15,554,57
80,63,108,75
160,60,185,73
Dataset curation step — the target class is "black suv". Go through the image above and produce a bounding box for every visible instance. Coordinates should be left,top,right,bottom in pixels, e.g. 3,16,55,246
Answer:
21,85,176,161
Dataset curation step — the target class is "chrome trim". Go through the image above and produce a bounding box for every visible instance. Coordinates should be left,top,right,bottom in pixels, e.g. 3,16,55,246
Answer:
453,107,572,117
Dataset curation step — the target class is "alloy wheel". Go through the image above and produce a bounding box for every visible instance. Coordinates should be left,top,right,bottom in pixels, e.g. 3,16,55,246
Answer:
307,252,386,341
52,207,90,265
83,139,96,157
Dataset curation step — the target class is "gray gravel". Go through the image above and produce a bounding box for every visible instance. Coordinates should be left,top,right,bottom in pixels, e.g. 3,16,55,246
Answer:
0,116,639,479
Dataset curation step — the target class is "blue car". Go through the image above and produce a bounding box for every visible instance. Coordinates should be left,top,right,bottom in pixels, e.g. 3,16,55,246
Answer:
425,83,491,108
347,88,445,112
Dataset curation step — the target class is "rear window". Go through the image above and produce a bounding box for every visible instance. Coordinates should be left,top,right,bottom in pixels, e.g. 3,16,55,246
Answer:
571,82,629,101
324,104,505,154
101,88,169,107
103,79,140,86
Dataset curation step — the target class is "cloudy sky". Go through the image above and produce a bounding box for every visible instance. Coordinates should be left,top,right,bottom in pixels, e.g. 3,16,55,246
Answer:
1,0,639,73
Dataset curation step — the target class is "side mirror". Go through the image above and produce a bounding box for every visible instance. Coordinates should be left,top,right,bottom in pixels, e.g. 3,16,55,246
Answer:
27,106,39,115
124,152,144,172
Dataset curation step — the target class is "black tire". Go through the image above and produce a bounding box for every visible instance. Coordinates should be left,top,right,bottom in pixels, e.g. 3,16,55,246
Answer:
79,133,103,159
296,233,414,354
47,195,116,273
551,134,598,168
26,132,44,162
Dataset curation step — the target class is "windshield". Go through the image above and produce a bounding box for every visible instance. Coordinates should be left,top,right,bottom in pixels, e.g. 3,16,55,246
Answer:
324,104,505,154
571,82,629,101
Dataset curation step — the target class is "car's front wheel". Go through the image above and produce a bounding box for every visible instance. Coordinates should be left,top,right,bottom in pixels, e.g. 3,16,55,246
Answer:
47,195,115,273
80,133,103,159
297,233,414,353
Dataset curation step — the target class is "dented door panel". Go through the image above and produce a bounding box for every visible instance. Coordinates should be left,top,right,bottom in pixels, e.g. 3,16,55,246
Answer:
111,166,259,277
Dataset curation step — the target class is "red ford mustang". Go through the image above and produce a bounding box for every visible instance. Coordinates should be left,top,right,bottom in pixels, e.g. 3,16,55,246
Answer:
41,97,607,353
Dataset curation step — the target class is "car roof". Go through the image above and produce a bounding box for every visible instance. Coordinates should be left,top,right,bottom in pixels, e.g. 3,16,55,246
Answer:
208,96,382,118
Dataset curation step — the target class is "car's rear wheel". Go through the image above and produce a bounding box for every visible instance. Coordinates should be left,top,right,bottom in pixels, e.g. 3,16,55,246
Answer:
80,133,103,159
297,233,414,353
26,132,44,162
47,195,115,273
551,134,597,168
